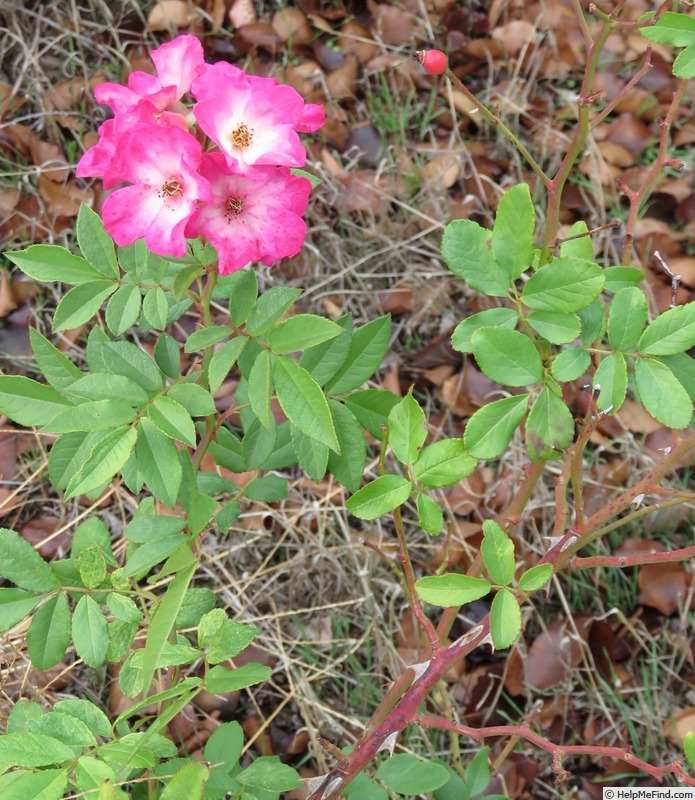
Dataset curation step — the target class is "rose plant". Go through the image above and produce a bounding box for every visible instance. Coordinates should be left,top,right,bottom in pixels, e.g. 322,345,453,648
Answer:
2,4,695,799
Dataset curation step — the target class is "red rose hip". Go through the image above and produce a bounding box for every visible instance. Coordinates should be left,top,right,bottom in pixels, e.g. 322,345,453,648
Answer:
415,49,448,75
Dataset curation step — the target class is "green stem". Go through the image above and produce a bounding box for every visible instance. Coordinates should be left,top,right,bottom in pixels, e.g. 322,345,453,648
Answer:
199,268,219,388
393,505,441,653
191,267,219,472
540,14,613,264
444,70,551,190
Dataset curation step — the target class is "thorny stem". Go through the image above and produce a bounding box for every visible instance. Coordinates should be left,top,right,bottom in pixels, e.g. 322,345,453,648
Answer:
545,433,695,572
654,249,682,309
571,542,695,570
551,454,573,540
443,69,551,190
568,401,604,530
307,436,695,800
620,82,687,264
587,494,694,540
413,714,695,786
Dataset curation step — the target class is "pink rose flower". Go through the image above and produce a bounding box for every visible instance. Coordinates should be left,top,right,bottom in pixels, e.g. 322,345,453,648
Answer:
94,35,204,115
76,101,188,188
185,153,311,274
192,62,325,173
101,124,212,258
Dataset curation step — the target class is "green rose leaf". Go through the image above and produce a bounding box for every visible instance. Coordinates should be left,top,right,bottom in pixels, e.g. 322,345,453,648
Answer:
521,257,604,312
0,588,42,632
684,731,695,769
161,763,209,800
77,546,107,589
72,595,109,668
0,376,72,427
639,303,695,355
472,328,543,387
526,311,581,344
184,325,231,353
388,391,427,465
246,286,301,336
208,336,247,395
595,352,627,414
43,399,137,433
247,348,273,432
417,493,444,536
451,308,518,353
415,574,491,607
518,563,553,591
640,12,695,46
489,588,521,649
346,475,412,520
141,287,169,330
607,287,648,351
464,394,530,459
29,328,84,394
661,353,695,400
291,425,329,483
376,754,449,795
148,396,197,447
525,386,574,461
135,418,183,507
106,284,142,335
53,281,118,332
413,438,477,488
26,594,71,670
325,315,391,394
267,314,344,354
0,733,73,767
559,221,593,260
273,356,340,453
6,245,104,284
551,348,590,382
578,300,606,345
481,520,515,585
77,203,119,278
492,183,535,279
326,400,366,493
205,663,272,693
634,358,693,429
64,426,138,500
602,266,644,292
237,757,302,793
300,313,353,386
0,528,60,592
343,388,400,441
442,219,509,297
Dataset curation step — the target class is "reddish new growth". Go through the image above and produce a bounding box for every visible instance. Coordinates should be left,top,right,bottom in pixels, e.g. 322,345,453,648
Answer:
414,49,448,75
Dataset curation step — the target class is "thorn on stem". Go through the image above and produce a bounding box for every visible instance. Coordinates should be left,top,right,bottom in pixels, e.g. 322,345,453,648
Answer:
654,250,681,307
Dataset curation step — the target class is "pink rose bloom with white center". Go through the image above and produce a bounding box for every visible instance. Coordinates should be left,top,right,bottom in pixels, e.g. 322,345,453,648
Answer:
101,124,212,258
95,35,204,115
191,63,325,173
185,153,311,274
76,100,188,188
